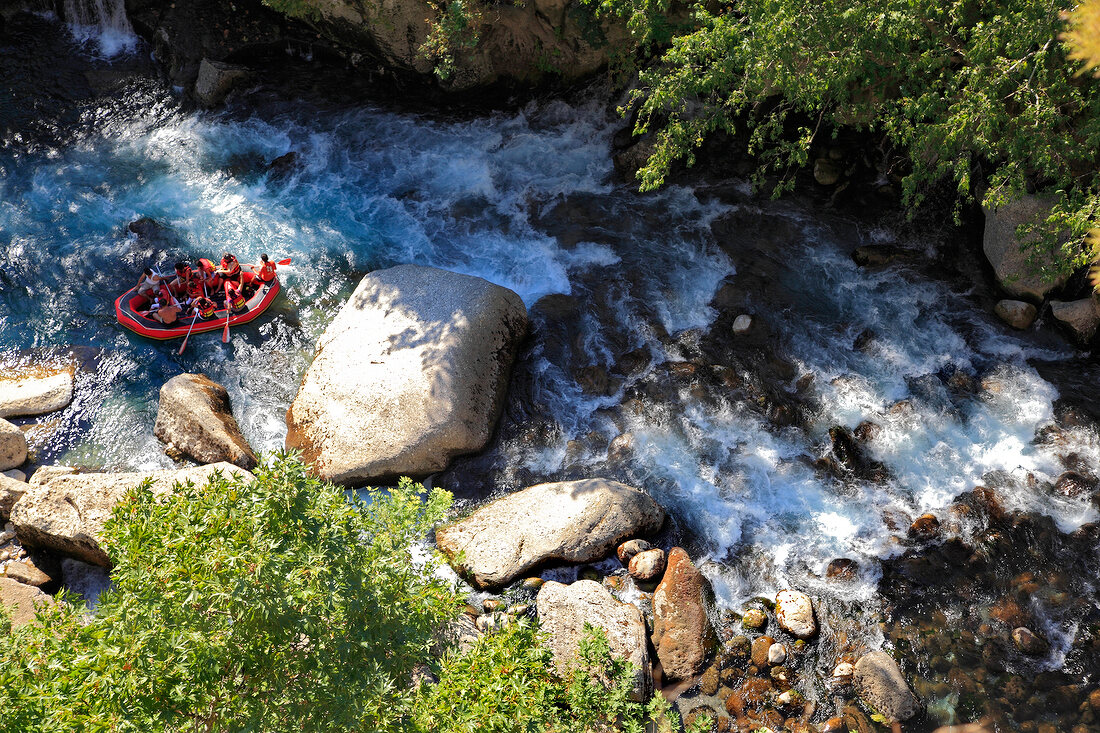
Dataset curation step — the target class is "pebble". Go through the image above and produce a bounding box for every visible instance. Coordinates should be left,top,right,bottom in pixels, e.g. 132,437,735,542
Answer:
616,538,652,565
742,608,767,630
767,643,787,665
751,636,775,667
832,661,855,684
0,550,8,562
732,315,753,334
521,577,544,591
775,589,817,639
1012,627,1050,656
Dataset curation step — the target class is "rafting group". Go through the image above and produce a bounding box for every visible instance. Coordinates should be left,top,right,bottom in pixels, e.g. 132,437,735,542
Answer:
115,252,287,350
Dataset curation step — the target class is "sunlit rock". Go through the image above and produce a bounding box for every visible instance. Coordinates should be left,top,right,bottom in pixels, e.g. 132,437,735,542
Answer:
982,195,1068,301
286,265,528,486
436,478,664,589
11,462,253,567
853,650,921,722
1049,297,1100,344
627,547,666,582
537,580,651,700
0,418,26,472
154,373,257,470
0,576,53,627
993,299,1037,330
0,370,73,418
775,589,817,639
652,547,716,680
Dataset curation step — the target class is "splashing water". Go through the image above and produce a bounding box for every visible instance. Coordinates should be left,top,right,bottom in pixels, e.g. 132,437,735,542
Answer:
61,0,137,57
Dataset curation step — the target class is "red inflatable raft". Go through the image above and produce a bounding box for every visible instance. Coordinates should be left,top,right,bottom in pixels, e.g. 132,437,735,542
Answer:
115,270,280,340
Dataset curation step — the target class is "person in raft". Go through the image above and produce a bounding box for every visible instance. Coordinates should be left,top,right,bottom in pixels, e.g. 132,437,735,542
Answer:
168,261,199,304
214,252,242,289
191,295,217,319
135,268,164,297
249,253,277,284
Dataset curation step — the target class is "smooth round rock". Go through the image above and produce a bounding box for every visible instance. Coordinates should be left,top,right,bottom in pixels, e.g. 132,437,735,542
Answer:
1012,627,1049,656
742,608,768,630
0,419,27,473
767,643,787,665
853,650,921,723
628,547,666,582
775,589,817,639
994,299,1037,330
0,371,73,418
617,538,652,565
732,315,753,334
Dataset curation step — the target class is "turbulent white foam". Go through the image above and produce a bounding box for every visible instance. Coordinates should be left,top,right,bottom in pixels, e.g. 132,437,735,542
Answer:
62,0,137,57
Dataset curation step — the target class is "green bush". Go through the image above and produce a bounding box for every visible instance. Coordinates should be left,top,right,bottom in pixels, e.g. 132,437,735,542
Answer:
0,455,460,732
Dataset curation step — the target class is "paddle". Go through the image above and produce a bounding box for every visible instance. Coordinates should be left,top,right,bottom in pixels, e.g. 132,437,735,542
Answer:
178,311,199,355
222,282,231,343
277,257,291,265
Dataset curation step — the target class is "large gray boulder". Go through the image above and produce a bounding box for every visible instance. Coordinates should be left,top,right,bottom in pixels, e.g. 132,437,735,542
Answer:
982,196,1069,301
193,57,249,107
154,373,258,469
854,650,922,723
435,479,665,589
0,370,73,418
0,417,26,472
286,265,528,486
537,580,651,700
993,299,1037,330
10,462,253,566
1049,297,1100,344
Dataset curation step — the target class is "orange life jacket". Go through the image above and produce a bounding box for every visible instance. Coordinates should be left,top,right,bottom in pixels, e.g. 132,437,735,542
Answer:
258,260,276,282
221,257,241,279
195,299,215,319
227,286,246,311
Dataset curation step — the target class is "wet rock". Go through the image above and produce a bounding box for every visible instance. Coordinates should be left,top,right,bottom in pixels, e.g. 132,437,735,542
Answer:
826,558,859,580
436,479,664,589
652,547,717,680
537,580,651,700
193,57,249,107
1049,297,1100,344
266,151,299,177
852,244,919,267
607,433,636,465
521,577,544,592
2,559,50,587
994,299,1038,330
768,642,787,665
775,590,816,639
628,547,666,582
61,557,111,608
814,158,842,186
154,373,258,470
775,689,802,708
982,195,1069,301
832,661,855,684
127,216,164,239
574,365,616,396
0,576,53,627
908,513,941,541
751,635,775,667
1052,471,1098,498
742,607,768,630
0,418,27,472
853,650,921,723
821,717,846,733
613,136,656,184
1012,627,1050,656
614,347,651,377
732,314,753,334
10,462,253,566
723,635,751,663
616,538,652,565
286,265,528,485
700,664,720,695
0,369,73,418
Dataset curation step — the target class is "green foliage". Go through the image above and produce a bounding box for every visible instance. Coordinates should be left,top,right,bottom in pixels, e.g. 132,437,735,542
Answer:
414,620,680,732
589,0,1100,278
261,0,324,23
0,455,460,733
419,0,485,81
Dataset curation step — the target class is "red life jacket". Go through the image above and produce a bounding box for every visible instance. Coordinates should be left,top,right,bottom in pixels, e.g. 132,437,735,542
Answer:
221,257,241,279
195,299,215,319
227,286,246,311
258,260,276,282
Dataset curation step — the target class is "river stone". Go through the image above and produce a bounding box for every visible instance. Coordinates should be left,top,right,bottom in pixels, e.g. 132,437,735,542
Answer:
154,373,258,469
285,265,528,486
994,299,1038,329
775,589,817,639
0,370,73,418
10,462,253,567
1012,626,1049,656
651,547,717,681
0,473,26,521
1049,297,1100,344
628,547,666,582
982,195,1069,301
537,580,651,700
616,538,652,565
732,314,753,334
0,576,53,627
194,57,249,107
28,465,76,485
3,559,51,587
0,418,26,472
853,650,921,723
436,478,664,589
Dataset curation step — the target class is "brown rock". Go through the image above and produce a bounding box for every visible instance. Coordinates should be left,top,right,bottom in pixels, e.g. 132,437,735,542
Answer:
617,538,652,565
651,547,717,680
154,373,258,469
908,513,941,541
1012,626,1050,656
994,299,1038,330
0,576,53,626
741,607,767,629
751,635,775,667
700,664,720,695
2,559,51,587
1052,471,1097,498
826,558,859,580
853,650,921,723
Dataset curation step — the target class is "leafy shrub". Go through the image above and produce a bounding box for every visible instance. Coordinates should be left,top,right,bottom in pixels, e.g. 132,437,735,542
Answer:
0,455,460,732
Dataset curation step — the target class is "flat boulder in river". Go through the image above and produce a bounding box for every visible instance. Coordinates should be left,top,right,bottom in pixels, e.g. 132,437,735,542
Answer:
536,580,651,700
853,650,921,723
286,265,528,486
651,547,717,680
10,462,253,567
0,369,73,418
154,373,258,470
435,478,665,589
